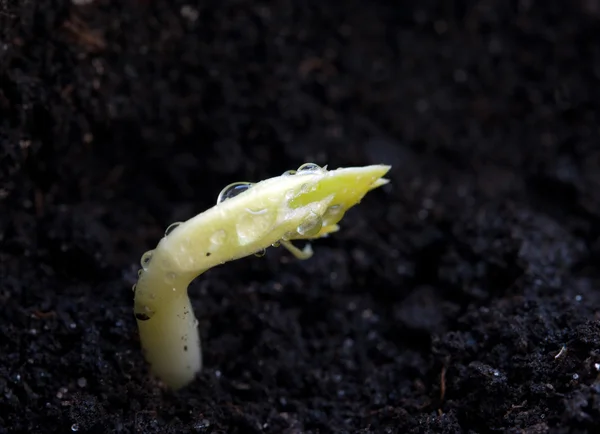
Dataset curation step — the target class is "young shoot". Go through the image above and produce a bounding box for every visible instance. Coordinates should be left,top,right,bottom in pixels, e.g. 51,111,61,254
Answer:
133,163,391,389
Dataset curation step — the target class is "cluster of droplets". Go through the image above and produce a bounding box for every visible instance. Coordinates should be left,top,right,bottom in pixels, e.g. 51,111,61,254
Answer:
283,163,329,241
133,222,183,293
138,163,337,269
132,249,158,321
274,204,341,246
132,163,347,325
217,163,325,205
214,164,329,257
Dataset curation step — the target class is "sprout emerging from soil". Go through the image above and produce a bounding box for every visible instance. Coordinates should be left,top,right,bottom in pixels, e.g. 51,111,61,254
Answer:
133,163,391,389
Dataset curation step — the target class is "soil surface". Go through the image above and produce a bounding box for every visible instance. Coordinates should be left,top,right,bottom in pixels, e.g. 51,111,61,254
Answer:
2,0,600,433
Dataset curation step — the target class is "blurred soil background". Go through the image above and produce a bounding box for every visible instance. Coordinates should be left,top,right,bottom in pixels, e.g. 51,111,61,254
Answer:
2,0,600,432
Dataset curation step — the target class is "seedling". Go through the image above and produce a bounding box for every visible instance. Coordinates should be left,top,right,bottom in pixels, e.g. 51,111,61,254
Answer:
133,163,391,389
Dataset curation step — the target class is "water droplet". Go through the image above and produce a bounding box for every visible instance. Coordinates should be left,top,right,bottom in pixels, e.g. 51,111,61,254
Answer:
71,424,79,432
297,163,321,173
165,272,177,283
323,204,343,223
217,182,253,203
282,170,296,176
165,222,181,236
254,249,266,257
141,250,153,269
135,305,155,321
272,241,281,247
236,210,276,246
137,269,143,277
131,284,137,292
297,213,323,237
210,229,226,245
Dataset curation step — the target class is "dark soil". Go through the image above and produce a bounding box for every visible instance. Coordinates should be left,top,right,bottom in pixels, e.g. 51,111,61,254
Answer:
2,0,600,433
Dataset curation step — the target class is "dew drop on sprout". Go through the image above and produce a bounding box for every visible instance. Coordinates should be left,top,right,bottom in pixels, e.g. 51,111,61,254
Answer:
297,212,323,237
254,249,266,257
135,305,155,321
217,182,254,204
141,250,153,269
297,163,321,173
165,222,182,236
323,204,343,223
210,229,227,246
131,284,137,292
282,170,296,176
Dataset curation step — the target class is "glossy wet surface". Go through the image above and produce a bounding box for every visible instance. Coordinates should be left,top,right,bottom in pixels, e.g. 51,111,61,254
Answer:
1,1,600,432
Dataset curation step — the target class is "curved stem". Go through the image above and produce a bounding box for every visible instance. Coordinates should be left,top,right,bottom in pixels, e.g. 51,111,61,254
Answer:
132,164,391,389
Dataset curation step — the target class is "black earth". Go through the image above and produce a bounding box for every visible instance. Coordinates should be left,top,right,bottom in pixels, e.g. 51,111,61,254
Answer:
2,1,600,433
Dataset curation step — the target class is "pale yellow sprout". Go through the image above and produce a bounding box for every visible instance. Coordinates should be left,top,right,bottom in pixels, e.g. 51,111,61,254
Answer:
133,163,391,389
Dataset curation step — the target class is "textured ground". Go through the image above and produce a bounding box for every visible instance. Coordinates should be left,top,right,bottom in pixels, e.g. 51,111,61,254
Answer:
2,0,600,433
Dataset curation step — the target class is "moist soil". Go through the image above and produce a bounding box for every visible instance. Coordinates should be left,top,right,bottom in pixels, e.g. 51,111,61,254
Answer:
2,1,600,433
